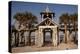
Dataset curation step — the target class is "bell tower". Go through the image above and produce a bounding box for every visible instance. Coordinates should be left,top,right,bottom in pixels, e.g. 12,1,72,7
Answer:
40,6,55,21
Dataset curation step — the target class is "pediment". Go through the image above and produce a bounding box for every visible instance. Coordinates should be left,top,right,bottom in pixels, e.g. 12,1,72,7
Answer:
36,18,57,27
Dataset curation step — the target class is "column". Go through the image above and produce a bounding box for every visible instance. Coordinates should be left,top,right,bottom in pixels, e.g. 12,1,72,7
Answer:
55,27,58,46
40,28,43,46
42,15,43,21
58,31,60,44
52,27,57,47
35,28,43,47
38,28,43,47
35,30,38,46
52,28,54,46
52,14,53,21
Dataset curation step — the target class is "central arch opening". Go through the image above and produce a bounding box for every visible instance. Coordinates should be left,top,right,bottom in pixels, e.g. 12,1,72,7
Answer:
43,28,53,46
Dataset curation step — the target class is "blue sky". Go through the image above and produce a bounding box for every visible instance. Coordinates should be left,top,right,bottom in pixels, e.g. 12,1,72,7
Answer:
11,1,78,25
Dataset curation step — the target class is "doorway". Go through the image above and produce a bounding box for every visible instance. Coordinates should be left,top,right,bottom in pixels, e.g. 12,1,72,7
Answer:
43,28,53,46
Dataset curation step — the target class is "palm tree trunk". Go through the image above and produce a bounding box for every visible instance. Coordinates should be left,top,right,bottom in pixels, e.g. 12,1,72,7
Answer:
15,31,19,47
69,21,72,42
64,24,67,43
74,21,76,43
28,30,31,46
15,32,16,47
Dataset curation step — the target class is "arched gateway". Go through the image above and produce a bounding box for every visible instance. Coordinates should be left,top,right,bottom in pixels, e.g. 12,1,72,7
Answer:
35,6,58,47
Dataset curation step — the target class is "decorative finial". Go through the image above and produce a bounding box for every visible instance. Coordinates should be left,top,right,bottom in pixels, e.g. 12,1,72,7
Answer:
45,6,50,12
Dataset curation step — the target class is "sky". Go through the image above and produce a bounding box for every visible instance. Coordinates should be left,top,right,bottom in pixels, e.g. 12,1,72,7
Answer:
11,1,78,26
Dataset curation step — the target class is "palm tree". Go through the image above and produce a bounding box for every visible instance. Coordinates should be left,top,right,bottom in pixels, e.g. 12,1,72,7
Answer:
14,12,27,28
24,12,38,45
70,13,78,43
59,13,69,43
14,12,38,46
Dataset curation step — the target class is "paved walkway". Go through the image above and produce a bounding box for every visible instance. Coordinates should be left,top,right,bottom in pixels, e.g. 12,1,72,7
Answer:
12,42,78,53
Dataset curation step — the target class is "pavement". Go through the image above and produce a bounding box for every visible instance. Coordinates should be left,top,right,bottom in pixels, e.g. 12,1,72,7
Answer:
12,42,78,53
